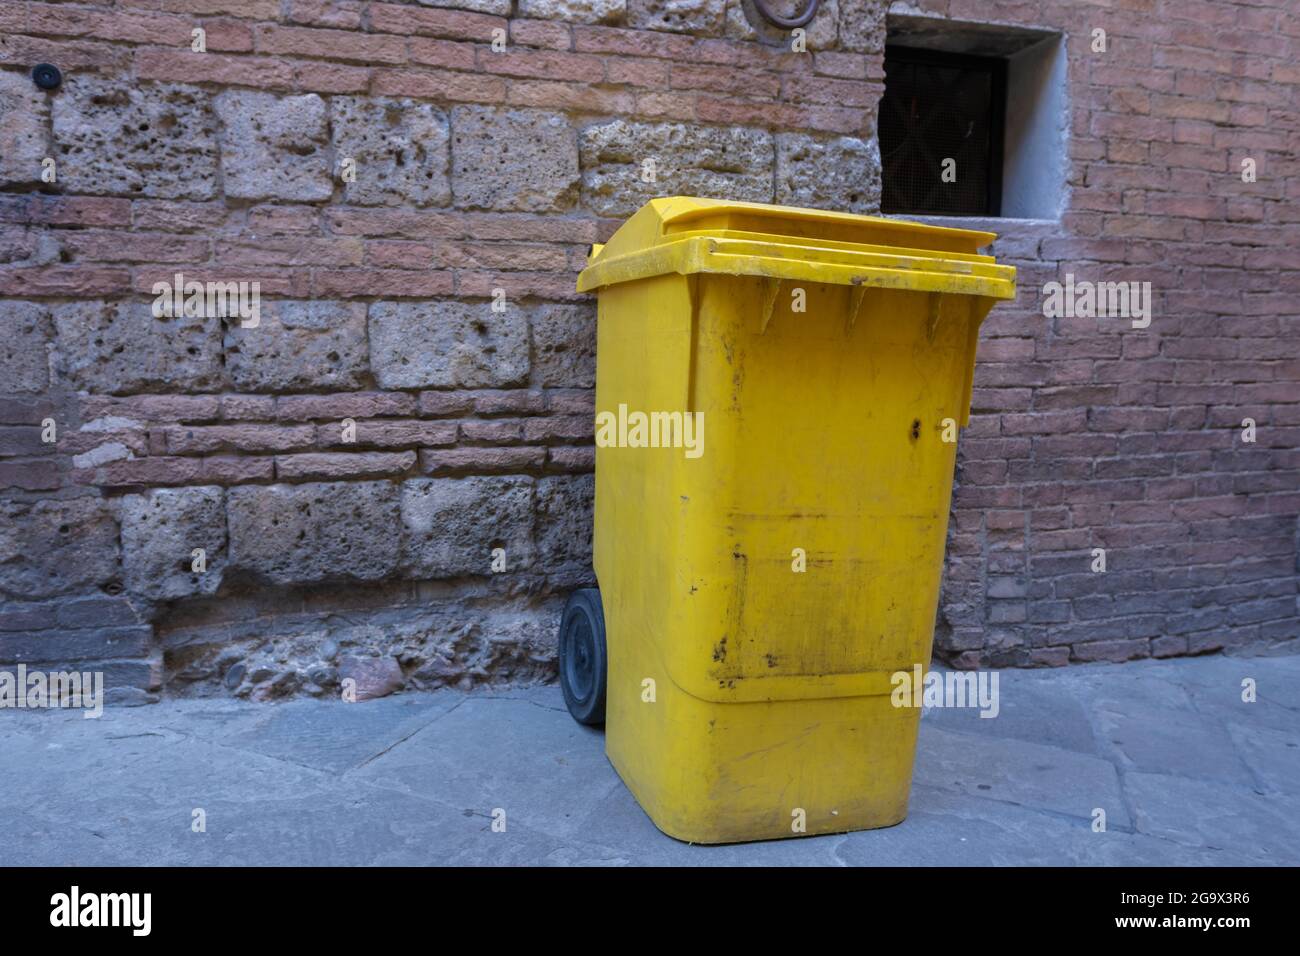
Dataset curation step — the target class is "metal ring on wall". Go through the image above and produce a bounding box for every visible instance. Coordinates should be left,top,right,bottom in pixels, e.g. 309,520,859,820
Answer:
749,0,821,30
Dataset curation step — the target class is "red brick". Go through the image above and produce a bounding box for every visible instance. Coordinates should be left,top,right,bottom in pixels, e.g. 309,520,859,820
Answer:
572,24,696,60
506,81,636,113
311,268,454,298
286,0,363,29
221,395,277,420
245,206,320,235
293,61,371,93
547,446,594,472
60,231,210,264
163,424,316,454
455,271,581,300
132,200,229,233
670,63,779,98
473,390,548,415
509,19,571,51
135,49,297,90
275,451,416,480
459,420,523,443
417,391,477,417
79,395,222,424
407,37,478,71
418,446,546,474
481,48,605,82
604,55,670,87
277,393,417,421
368,3,506,41
371,69,507,103
315,420,458,448
813,51,869,79
216,238,364,268
74,457,203,488
522,416,592,443
0,266,132,296
199,455,275,483
0,460,60,491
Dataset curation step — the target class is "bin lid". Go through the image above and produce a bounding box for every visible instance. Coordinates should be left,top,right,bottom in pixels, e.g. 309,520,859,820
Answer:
577,197,1016,300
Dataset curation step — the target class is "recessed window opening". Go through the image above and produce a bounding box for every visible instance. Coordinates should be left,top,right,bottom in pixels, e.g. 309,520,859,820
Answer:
880,16,1067,220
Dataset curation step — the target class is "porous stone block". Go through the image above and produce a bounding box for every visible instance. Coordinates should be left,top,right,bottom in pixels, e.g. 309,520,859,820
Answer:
401,476,535,577
227,481,401,584
368,300,529,389
535,474,594,571
0,302,52,393
518,0,625,22
451,107,579,212
224,300,368,392
531,303,596,388
52,301,224,394
121,486,226,601
332,96,451,208
52,76,218,199
580,119,772,217
775,132,880,214
0,72,51,187
214,90,331,202
0,497,119,599
627,0,726,35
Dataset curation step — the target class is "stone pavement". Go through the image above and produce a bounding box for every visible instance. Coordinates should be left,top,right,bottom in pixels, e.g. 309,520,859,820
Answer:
3,653,1297,866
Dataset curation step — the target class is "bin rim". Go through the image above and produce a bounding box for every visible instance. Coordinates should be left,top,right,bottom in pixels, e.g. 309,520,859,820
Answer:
658,196,999,247
577,197,1016,299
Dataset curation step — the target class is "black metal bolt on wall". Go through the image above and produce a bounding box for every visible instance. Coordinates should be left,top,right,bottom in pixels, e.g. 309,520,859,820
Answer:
32,63,63,91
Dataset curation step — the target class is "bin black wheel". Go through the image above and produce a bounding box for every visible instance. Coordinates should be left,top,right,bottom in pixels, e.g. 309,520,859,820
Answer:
558,587,607,726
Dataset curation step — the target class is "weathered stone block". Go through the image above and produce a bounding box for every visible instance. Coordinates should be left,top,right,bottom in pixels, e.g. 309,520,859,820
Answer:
0,626,152,665
52,301,224,394
451,107,579,212
332,96,451,208
121,486,226,601
518,0,625,22
339,655,405,701
275,451,416,480
627,0,725,35
214,91,331,202
775,132,880,213
369,300,529,389
402,476,534,577
836,0,884,53
580,120,773,217
535,474,593,570
531,302,596,388
416,0,512,12
224,301,368,392
0,72,51,187
0,302,52,393
0,497,119,599
227,481,401,584
52,76,218,200
55,595,144,629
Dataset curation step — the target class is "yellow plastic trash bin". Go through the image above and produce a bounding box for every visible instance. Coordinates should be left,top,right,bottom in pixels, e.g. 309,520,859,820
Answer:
557,197,1016,844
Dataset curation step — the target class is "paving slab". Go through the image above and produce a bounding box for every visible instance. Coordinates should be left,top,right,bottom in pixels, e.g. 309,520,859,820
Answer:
918,668,1101,755
352,693,626,841
913,725,1132,830
1124,771,1300,865
2,653,1297,866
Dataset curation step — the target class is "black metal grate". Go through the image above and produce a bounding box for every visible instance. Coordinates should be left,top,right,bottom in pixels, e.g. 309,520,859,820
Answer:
879,46,1005,216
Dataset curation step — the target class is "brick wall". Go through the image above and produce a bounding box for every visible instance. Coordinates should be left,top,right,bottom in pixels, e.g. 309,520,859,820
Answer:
0,0,1296,703
915,0,1299,667
0,0,885,702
